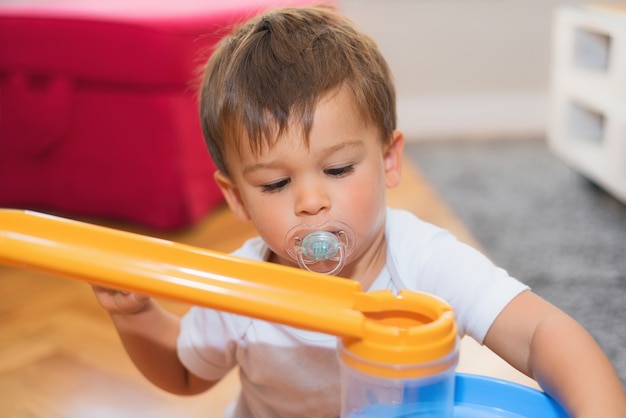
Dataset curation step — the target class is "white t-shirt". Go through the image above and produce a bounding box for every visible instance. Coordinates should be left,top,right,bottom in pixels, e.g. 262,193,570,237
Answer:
177,208,528,417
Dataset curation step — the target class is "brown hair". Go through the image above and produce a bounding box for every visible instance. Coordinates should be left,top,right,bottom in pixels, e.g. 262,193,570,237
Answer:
199,5,396,175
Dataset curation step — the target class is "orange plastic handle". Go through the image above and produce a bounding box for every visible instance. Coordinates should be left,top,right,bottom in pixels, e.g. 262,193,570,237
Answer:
0,209,457,366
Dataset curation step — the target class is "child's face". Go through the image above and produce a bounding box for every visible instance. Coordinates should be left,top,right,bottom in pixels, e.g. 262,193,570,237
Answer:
216,88,403,280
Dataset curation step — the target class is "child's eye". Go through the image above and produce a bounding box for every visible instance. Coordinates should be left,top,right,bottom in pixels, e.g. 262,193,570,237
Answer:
325,165,354,177
261,178,290,193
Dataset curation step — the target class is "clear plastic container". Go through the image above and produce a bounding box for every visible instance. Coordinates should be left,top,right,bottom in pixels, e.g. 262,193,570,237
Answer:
339,290,459,418
340,345,458,417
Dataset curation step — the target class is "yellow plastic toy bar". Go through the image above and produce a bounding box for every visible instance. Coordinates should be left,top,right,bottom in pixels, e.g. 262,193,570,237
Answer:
0,209,457,367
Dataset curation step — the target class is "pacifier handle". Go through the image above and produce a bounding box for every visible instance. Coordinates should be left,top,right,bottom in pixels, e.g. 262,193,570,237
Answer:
297,243,346,275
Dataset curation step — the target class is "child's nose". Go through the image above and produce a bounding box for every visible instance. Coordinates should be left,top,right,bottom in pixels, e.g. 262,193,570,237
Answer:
294,180,330,216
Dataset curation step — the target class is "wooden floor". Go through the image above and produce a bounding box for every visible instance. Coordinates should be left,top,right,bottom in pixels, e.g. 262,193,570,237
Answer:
0,159,534,418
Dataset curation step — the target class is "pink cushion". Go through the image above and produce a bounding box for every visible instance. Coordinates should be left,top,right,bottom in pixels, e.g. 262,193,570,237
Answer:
0,0,318,229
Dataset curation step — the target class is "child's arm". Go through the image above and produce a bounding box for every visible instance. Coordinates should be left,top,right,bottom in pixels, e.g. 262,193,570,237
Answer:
92,286,216,395
485,290,626,418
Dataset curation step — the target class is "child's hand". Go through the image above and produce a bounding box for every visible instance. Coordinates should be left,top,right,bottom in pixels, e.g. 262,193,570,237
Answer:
92,285,151,315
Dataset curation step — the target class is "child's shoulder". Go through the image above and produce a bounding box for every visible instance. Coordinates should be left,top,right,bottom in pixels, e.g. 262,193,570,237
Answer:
386,207,449,239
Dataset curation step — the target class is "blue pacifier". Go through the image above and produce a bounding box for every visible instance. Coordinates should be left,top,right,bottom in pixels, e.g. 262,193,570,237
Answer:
285,220,356,275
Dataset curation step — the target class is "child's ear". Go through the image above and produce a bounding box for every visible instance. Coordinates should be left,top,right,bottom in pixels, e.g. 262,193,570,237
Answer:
214,171,252,222
384,130,404,188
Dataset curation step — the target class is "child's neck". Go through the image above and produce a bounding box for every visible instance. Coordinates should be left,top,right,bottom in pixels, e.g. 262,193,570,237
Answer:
339,233,387,291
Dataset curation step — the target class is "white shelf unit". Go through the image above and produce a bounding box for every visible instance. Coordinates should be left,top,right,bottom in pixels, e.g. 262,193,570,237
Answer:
549,5,626,203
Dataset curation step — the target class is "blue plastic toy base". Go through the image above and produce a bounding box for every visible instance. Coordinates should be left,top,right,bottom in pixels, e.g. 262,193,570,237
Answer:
347,373,570,417
454,373,569,417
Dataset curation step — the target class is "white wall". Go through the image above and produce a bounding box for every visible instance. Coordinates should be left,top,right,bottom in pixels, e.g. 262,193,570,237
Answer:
337,0,626,141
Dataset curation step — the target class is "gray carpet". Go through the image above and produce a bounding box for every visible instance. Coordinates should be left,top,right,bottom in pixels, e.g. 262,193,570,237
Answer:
406,138,626,387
